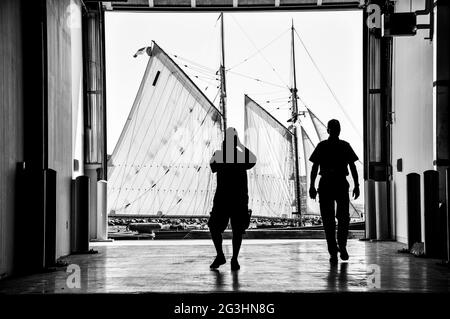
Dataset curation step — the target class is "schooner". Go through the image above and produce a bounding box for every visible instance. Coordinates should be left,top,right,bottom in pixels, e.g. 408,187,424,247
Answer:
107,14,363,222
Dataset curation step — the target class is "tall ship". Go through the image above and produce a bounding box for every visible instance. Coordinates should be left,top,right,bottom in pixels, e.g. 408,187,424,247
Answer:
107,14,363,222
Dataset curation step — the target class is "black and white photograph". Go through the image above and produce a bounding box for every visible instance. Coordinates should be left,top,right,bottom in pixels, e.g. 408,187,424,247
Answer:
0,0,449,316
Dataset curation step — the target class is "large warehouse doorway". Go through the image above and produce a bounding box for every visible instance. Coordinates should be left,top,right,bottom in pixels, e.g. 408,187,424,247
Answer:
103,9,365,236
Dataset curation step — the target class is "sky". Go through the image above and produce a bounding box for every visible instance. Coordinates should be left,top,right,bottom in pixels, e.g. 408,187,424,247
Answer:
105,11,363,158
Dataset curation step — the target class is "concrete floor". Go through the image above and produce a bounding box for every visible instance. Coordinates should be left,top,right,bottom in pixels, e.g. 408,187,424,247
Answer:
0,239,449,293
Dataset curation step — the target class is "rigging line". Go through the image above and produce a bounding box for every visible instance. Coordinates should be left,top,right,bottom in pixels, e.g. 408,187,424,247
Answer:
273,105,291,111
180,64,218,77
226,27,290,71
230,14,291,90
244,89,287,96
172,54,217,73
294,29,362,139
182,66,219,78
117,107,216,212
184,73,219,86
227,70,287,89
258,96,291,103
252,94,292,101
185,75,219,88
185,73,219,83
212,88,221,104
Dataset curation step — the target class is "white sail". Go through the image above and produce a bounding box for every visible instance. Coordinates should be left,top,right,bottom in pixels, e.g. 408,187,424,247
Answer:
107,42,223,216
307,107,328,142
244,95,296,218
300,126,321,216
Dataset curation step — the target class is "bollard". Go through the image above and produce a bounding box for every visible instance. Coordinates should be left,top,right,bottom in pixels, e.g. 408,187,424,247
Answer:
364,180,377,239
375,181,389,240
96,180,108,241
15,162,45,273
406,173,421,250
71,175,90,253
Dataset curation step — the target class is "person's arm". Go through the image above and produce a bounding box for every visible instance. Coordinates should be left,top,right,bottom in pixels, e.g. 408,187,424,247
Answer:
349,161,360,199
309,162,319,200
346,143,360,200
236,137,257,169
210,151,218,173
244,146,257,168
308,143,321,199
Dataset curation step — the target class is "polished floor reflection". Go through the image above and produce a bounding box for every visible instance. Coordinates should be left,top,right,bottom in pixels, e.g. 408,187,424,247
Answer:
0,239,449,293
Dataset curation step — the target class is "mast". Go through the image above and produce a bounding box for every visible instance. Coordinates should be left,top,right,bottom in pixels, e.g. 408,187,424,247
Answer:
219,12,227,130
290,20,302,221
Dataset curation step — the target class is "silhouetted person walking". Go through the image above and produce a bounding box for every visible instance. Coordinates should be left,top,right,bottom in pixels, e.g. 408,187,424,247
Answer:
208,127,256,271
309,119,359,264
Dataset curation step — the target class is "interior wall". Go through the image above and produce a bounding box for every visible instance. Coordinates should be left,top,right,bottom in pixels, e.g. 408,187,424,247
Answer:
0,0,24,277
46,0,83,258
391,0,433,243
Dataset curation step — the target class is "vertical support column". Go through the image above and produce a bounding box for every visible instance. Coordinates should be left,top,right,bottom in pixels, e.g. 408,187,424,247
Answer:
15,0,49,274
365,1,394,240
83,3,107,240
434,1,450,227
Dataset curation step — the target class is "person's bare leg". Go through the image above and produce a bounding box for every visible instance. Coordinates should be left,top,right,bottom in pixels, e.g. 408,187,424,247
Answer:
231,231,242,271
211,231,224,255
210,231,226,269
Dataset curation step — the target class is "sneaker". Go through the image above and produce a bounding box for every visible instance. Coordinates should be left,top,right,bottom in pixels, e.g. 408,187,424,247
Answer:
329,254,338,265
210,254,226,269
339,247,349,261
230,258,240,271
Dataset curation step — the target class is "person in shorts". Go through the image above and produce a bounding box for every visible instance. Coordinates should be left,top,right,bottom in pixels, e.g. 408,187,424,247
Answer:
208,127,256,271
